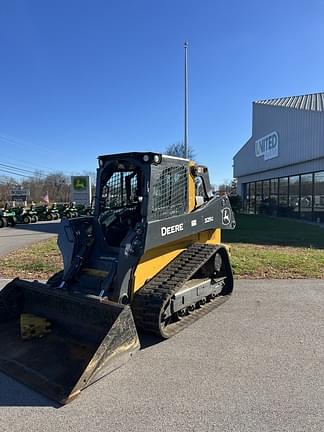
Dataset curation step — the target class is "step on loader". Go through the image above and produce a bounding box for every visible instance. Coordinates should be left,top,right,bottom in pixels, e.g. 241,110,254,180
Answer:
0,152,235,404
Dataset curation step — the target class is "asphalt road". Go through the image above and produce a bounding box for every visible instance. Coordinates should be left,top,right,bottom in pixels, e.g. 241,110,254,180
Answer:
0,279,322,432
0,221,60,256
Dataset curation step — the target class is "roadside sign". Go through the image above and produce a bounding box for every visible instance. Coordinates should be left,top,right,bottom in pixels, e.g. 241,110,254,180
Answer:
11,189,30,201
70,176,92,206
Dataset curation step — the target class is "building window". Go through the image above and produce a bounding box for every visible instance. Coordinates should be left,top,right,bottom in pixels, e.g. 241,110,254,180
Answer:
249,182,256,213
300,174,313,220
258,180,273,214
256,181,262,212
262,180,270,200
270,178,279,211
243,183,249,212
278,177,288,215
242,172,324,222
314,171,324,223
288,175,300,217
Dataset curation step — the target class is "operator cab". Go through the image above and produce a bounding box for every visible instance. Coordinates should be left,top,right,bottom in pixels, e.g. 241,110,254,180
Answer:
97,158,145,247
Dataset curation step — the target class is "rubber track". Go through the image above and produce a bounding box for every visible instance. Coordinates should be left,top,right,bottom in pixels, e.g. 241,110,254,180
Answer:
132,243,231,338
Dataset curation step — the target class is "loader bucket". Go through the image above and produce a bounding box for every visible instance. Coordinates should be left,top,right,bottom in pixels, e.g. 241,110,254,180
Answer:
0,279,140,404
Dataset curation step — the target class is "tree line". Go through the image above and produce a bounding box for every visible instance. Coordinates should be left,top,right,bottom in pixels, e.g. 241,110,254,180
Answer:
0,172,95,206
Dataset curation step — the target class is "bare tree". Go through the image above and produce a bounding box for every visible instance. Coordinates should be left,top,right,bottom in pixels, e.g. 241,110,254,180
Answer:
217,178,237,196
0,176,17,206
22,172,70,203
1,170,97,206
165,141,196,159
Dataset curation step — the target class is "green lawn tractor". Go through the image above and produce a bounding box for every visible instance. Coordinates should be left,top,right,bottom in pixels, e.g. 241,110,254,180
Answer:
36,204,60,221
24,204,39,223
11,205,38,224
58,202,79,219
75,204,85,215
0,204,17,228
77,203,94,216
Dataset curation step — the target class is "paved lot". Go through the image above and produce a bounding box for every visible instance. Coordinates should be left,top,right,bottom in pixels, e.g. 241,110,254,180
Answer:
0,279,322,432
0,221,60,256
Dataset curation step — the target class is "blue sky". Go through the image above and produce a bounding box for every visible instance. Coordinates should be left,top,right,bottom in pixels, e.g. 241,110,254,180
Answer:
1,0,324,185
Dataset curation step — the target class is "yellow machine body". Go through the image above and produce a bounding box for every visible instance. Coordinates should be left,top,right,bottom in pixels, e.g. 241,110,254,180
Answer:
134,164,221,293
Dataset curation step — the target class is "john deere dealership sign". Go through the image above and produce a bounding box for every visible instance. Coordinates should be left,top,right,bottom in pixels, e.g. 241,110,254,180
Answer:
71,176,91,205
255,131,279,161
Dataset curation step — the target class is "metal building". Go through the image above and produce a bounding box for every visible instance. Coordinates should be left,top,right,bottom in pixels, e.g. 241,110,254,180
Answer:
233,92,324,222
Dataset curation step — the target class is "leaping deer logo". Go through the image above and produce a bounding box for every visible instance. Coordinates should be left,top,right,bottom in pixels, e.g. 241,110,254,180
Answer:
222,208,231,225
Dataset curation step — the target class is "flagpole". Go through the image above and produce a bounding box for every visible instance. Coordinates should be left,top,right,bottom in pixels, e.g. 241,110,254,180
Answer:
184,41,189,159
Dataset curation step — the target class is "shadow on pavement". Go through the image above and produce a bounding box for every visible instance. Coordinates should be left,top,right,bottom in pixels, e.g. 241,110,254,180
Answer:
14,221,61,235
138,330,163,350
0,372,58,408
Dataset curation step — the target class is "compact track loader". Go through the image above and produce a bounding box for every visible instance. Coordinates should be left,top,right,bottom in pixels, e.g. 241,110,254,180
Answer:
0,152,235,403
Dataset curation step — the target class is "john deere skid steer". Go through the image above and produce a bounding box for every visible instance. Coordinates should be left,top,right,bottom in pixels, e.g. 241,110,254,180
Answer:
0,152,235,403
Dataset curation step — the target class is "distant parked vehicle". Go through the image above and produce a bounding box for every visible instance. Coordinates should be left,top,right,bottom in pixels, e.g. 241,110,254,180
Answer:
77,202,95,216
57,202,79,219
10,206,35,224
0,204,17,228
35,203,60,221
24,204,39,223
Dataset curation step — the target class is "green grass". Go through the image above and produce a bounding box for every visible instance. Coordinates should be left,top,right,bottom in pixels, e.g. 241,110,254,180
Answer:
223,214,324,278
229,243,324,279
0,238,62,280
222,214,324,248
0,214,323,280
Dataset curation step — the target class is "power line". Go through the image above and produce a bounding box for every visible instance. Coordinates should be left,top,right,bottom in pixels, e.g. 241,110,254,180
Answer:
0,154,55,172
0,168,32,178
0,165,72,184
0,163,48,176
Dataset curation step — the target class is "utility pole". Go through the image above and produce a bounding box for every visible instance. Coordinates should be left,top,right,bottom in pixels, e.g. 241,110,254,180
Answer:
184,41,189,159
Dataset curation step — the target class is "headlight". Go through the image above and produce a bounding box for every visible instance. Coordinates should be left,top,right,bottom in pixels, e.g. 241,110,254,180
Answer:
153,154,161,164
142,154,150,162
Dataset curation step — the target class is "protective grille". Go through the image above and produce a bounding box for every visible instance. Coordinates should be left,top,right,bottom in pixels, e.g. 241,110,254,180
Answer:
103,171,138,209
151,165,188,220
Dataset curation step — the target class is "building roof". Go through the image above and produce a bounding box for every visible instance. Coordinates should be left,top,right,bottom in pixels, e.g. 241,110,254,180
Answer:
255,92,324,112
